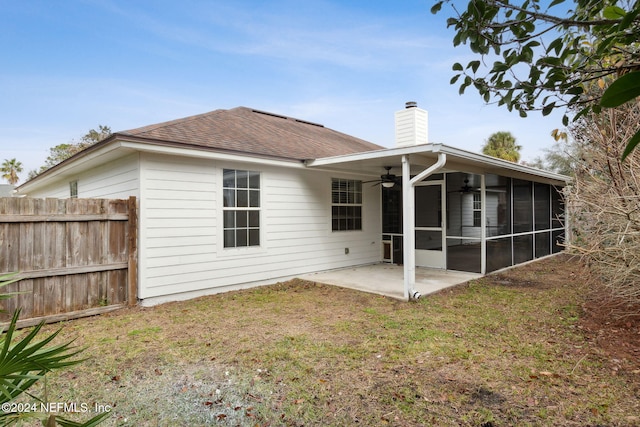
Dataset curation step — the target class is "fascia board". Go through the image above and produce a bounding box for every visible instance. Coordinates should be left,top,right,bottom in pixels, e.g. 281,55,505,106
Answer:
117,140,305,169
306,143,441,167
308,143,570,184
17,141,126,194
437,144,570,183
17,139,308,194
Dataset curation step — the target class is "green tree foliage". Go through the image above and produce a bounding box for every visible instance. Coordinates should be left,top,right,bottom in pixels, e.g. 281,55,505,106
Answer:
28,126,111,180
1,159,23,185
528,132,579,176
482,131,522,162
431,0,640,157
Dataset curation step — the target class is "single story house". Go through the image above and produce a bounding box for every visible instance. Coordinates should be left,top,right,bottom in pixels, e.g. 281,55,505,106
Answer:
17,103,568,305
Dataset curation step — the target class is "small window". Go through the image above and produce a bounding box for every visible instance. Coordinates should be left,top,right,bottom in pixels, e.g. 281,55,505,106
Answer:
331,178,362,231
223,169,260,248
473,193,481,227
69,180,78,198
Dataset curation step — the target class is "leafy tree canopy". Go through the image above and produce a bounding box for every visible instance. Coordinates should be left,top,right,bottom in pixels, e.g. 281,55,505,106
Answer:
28,125,111,180
527,137,578,176
431,0,640,156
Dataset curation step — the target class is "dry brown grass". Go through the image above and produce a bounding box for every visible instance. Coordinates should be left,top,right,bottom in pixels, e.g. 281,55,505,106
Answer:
16,254,640,426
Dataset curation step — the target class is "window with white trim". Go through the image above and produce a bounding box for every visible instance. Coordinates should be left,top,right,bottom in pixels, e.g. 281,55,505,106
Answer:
331,178,362,231
69,180,78,198
223,169,260,248
473,193,481,227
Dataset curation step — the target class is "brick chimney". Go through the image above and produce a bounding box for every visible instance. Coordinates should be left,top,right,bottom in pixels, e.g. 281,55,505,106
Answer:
394,101,428,147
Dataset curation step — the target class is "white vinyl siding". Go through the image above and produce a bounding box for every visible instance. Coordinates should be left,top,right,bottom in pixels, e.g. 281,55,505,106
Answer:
25,154,140,199
22,150,381,304
484,193,501,237
138,153,216,299
447,193,482,239
138,153,381,302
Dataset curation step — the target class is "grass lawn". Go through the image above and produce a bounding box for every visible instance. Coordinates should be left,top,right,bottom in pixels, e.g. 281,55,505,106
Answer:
16,255,640,426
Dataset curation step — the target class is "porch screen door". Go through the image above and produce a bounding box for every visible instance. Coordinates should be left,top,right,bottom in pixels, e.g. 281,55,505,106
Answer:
415,182,445,268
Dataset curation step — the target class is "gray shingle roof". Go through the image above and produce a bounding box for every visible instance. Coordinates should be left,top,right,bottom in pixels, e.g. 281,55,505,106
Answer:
119,106,384,160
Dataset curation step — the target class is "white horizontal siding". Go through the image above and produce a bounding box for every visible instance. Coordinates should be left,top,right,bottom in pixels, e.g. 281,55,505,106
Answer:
138,153,217,300
446,193,481,239
25,154,140,199
145,235,215,248
26,180,70,199
461,194,481,239
138,154,381,301
485,193,500,236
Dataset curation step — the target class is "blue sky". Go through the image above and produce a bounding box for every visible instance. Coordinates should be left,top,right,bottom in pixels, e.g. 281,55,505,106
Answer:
1,0,565,183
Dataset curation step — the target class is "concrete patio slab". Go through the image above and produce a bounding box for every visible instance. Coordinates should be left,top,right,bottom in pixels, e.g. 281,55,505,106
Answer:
300,263,482,300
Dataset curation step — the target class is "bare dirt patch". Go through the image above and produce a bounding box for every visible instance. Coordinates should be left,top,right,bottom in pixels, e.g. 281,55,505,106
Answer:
23,255,640,426
580,289,640,372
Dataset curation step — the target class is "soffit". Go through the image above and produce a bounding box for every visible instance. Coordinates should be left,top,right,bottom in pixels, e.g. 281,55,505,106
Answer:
306,143,570,185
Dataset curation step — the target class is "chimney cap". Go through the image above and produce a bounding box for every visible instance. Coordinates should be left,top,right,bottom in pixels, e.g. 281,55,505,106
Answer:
405,101,418,109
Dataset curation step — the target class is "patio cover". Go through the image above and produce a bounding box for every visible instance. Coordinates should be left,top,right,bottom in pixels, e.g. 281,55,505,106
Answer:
306,143,569,300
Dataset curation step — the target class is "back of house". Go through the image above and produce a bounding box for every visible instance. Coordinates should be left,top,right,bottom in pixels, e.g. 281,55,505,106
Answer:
17,104,568,305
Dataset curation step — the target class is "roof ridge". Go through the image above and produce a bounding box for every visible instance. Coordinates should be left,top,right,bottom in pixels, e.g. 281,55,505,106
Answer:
238,108,375,155
250,108,324,128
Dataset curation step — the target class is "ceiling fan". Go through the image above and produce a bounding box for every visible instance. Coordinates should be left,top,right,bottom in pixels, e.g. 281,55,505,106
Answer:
460,178,478,194
364,166,398,188
449,178,480,194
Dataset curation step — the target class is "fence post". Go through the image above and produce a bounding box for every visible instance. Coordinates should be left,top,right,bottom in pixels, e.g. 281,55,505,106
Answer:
127,196,138,306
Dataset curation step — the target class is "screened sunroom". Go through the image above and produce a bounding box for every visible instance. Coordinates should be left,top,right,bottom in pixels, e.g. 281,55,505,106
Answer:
306,102,569,299
308,142,569,300
380,170,565,274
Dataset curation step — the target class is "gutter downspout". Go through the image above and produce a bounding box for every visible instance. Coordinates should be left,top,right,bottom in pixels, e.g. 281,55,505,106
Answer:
402,152,447,301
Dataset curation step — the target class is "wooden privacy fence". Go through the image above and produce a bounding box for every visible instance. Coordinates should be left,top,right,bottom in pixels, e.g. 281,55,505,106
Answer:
0,197,137,328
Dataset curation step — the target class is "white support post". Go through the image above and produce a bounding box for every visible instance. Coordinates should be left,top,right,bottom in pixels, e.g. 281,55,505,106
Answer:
402,155,413,301
480,174,486,275
402,153,447,301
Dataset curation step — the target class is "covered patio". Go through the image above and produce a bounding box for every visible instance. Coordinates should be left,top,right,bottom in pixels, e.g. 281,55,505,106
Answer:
308,142,568,300
300,264,481,300
304,103,569,301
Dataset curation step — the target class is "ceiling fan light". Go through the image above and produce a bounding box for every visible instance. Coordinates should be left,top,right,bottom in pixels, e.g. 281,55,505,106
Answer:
382,181,395,188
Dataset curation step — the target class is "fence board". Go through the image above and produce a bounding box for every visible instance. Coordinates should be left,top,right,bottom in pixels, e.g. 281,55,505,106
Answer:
0,197,137,326
127,196,138,306
32,278,44,317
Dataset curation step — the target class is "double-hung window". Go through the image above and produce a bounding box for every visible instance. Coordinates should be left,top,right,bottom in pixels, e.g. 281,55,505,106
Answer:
473,193,481,227
69,180,78,198
331,178,362,231
223,169,260,248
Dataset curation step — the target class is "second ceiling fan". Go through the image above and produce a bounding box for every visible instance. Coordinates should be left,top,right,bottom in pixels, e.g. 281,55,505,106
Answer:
364,166,398,188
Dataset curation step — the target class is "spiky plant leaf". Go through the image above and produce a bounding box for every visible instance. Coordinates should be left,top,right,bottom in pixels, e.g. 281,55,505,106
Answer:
0,310,84,404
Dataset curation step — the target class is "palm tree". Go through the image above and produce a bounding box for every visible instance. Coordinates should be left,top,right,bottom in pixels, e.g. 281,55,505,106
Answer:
481,132,522,163
1,159,23,185
0,273,109,426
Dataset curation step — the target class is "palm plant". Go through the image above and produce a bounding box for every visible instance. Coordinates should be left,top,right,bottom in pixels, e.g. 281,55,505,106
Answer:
1,159,23,185
481,131,522,163
0,273,109,426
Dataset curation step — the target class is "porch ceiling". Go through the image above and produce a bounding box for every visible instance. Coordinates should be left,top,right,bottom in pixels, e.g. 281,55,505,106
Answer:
306,143,569,185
